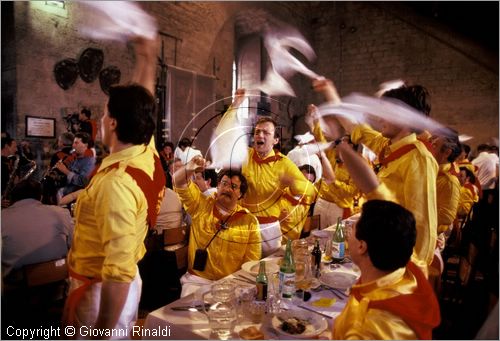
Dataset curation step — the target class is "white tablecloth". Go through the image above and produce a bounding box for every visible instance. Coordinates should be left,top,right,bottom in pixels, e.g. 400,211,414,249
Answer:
143,252,358,340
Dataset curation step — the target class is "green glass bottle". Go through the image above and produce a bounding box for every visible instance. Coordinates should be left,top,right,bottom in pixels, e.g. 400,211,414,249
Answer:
311,239,322,278
256,261,268,301
279,239,296,299
331,217,345,262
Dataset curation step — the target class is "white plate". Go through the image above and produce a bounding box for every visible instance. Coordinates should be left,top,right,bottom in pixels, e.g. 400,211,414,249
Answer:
241,260,280,276
320,271,357,290
271,309,328,339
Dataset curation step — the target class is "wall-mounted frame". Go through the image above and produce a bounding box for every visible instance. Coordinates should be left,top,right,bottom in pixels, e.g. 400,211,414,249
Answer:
25,115,56,138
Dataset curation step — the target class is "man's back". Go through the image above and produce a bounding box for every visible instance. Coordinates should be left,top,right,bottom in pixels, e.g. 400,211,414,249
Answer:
2,198,73,277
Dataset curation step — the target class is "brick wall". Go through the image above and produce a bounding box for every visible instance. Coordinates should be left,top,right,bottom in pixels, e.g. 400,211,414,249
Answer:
4,2,498,158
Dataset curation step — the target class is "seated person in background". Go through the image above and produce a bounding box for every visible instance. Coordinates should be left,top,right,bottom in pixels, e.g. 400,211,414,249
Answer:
174,137,202,165
333,200,440,339
55,132,95,201
2,179,74,283
457,166,480,218
159,141,175,172
173,156,261,297
50,132,75,167
192,168,218,197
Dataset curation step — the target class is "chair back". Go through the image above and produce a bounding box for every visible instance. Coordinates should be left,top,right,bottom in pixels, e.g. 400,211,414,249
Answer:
163,224,189,271
23,258,68,287
163,223,188,246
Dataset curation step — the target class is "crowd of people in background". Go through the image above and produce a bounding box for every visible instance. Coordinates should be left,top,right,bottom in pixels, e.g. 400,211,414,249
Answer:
1,34,498,340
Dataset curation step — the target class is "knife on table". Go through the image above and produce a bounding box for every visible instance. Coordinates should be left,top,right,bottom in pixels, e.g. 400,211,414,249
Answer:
170,303,211,311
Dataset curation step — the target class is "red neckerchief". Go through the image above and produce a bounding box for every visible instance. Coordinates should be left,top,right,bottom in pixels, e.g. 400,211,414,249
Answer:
378,144,417,167
351,262,441,339
212,205,248,230
252,149,283,164
90,154,166,229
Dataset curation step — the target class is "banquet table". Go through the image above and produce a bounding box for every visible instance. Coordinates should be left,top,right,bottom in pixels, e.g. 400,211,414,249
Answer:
142,236,360,340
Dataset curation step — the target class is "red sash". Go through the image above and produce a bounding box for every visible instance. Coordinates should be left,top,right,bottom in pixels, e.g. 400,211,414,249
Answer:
252,149,283,164
63,267,102,328
378,144,417,167
351,262,441,339
89,154,165,229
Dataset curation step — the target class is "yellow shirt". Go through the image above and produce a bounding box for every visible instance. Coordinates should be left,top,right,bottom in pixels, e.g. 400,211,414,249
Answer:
175,182,261,280
68,139,158,282
312,121,360,209
241,148,316,218
457,184,479,217
333,268,418,339
278,188,312,240
351,125,438,267
436,163,461,233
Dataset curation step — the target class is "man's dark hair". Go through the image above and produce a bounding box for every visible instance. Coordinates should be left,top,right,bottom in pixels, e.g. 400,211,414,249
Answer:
217,169,248,198
460,166,476,184
107,84,155,145
1,136,14,149
477,144,490,153
178,138,192,149
382,85,431,117
356,200,416,272
60,132,75,147
440,129,461,163
254,117,280,139
74,132,91,146
81,108,91,119
298,164,316,182
461,144,471,157
162,141,175,150
11,179,42,203
201,169,218,187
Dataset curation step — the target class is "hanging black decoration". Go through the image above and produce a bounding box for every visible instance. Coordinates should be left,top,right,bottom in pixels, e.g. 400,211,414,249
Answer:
99,66,121,95
53,58,79,90
78,48,104,83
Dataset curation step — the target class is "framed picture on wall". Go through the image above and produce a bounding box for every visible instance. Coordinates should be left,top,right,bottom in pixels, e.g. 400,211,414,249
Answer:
25,115,56,138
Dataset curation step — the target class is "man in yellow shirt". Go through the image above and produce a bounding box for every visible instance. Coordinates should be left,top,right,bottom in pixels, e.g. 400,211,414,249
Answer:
333,200,441,339
313,79,438,276
240,108,316,256
173,156,261,297
63,37,166,335
457,167,480,218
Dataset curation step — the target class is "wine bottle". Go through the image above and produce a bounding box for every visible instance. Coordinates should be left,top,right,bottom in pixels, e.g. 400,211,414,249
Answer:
256,261,268,301
311,239,322,277
332,217,345,262
279,239,296,299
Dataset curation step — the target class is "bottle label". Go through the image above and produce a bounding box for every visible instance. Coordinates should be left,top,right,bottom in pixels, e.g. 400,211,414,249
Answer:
279,271,296,298
332,241,345,260
256,282,267,301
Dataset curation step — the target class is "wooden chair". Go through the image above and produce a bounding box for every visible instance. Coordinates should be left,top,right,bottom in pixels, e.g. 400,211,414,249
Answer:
163,224,189,271
23,258,68,287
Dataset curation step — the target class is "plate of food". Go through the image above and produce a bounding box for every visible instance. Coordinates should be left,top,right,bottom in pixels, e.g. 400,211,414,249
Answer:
241,260,280,276
320,271,358,290
271,309,328,339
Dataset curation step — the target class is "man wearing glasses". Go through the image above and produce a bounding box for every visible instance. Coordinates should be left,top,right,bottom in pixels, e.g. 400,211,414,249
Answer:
173,156,261,297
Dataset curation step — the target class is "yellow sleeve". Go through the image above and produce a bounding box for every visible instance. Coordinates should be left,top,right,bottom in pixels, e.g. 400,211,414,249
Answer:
437,176,461,233
174,181,207,216
285,158,317,204
98,177,146,282
365,182,397,202
351,124,389,156
457,186,474,217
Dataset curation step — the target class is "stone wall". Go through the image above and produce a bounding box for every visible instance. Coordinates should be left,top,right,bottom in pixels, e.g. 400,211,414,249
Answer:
3,1,498,159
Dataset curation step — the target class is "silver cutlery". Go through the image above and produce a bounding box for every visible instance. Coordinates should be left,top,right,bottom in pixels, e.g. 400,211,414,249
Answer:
297,305,333,319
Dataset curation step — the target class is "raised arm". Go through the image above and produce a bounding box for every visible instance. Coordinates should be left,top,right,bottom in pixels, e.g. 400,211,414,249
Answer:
130,36,158,95
318,150,336,184
336,141,379,194
312,78,357,134
172,156,206,189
